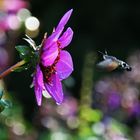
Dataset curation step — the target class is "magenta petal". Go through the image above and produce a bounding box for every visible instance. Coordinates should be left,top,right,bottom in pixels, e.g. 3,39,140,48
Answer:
56,9,73,31
33,65,44,106
41,42,58,67
44,74,64,104
43,26,64,51
59,27,73,48
56,50,73,80
43,9,73,49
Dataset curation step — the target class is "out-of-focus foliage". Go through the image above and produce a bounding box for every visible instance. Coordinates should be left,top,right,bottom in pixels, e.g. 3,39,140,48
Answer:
0,90,12,112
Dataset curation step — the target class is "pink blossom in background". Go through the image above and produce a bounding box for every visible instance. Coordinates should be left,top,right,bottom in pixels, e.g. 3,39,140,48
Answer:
3,0,28,12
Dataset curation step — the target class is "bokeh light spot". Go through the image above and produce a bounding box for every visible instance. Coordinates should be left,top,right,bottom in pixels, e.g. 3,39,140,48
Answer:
17,8,31,22
25,16,40,31
7,15,20,30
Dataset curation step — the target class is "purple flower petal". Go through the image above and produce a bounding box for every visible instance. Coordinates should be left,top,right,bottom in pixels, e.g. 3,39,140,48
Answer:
43,9,73,50
58,27,73,49
56,9,73,31
43,26,64,51
56,50,73,80
44,74,64,104
41,42,58,67
33,65,44,106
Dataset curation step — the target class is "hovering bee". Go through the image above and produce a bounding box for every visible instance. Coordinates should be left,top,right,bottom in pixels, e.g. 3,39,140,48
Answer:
96,51,132,71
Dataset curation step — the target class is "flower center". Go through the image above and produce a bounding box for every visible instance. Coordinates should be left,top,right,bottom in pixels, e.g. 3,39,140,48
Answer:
41,43,61,83
40,64,56,83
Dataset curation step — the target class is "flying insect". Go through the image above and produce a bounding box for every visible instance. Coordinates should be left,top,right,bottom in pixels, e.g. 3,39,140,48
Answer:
96,51,132,71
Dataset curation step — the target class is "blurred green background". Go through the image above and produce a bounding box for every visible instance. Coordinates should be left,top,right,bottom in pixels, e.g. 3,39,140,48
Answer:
1,0,140,140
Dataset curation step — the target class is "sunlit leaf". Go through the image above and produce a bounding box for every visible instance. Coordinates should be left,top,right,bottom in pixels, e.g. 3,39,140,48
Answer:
80,107,102,122
1,100,12,108
15,45,33,61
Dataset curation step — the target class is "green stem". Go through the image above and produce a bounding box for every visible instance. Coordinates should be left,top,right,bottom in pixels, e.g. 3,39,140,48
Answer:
0,60,26,79
80,52,96,106
78,52,96,137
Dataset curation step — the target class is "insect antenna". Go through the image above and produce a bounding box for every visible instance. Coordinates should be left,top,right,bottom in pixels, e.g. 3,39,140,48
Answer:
98,51,105,55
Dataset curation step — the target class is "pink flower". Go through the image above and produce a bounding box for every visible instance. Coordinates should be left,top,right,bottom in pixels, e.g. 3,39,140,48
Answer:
33,9,74,106
3,0,27,12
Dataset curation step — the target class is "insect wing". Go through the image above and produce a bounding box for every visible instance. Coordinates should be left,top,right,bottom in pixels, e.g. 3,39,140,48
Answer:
96,59,119,71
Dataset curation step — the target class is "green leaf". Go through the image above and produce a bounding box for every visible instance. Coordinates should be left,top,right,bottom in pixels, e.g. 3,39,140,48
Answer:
30,51,39,68
0,105,5,112
15,45,33,61
0,99,12,113
0,90,3,100
1,99,12,108
0,100,5,112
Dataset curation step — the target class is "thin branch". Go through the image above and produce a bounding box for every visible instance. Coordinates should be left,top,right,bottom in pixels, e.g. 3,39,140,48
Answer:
0,60,26,79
